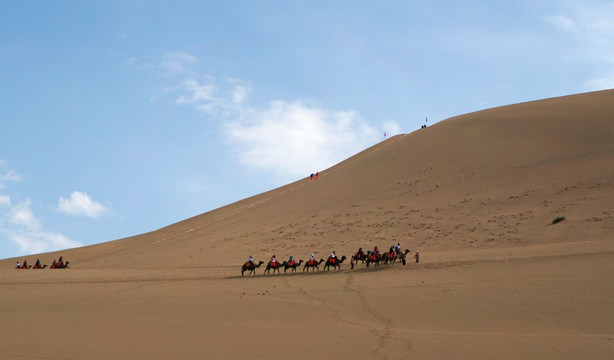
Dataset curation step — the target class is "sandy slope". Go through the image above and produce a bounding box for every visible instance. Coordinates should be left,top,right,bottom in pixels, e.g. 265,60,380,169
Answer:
1,90,613,359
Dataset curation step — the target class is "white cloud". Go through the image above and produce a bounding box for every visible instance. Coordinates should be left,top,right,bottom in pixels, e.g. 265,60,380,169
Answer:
0,162,21,189
158,53,381,180
383,121,402,137
0,169,21,182
545,1,614,90
161,52,198,75
0,195,10,206
584,74,614,91
0,195,82,256
223,99,378,179
11,231,81,255
174,77,218,112
229,80,251,104
57,191,108,218
545,15,579,33
10,198,41,231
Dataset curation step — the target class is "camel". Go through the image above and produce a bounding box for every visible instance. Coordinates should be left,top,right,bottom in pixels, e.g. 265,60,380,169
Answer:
283,259,303,273
366,253,381,267
303,258,324,272
32,264,47,269
264,261,286,275
50,261,70,269
324,255,347,271
353,251,366,264
394,249,411,265
241,261,264,276
351,250,368,269
383,251,397,265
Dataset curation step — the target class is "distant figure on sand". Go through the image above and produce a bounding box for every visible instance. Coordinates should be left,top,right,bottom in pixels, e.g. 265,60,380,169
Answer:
270,255,277,266
310,173,314,180
414,251,420,263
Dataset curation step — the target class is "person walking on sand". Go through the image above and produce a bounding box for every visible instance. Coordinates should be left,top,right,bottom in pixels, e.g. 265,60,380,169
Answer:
414,250,420,263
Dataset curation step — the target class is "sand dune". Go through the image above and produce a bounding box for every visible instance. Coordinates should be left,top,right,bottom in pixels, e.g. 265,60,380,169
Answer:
2,90,613,359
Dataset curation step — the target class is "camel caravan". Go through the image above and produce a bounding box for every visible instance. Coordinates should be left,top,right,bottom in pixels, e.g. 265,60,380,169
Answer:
14,256,70,269
241,244,416,276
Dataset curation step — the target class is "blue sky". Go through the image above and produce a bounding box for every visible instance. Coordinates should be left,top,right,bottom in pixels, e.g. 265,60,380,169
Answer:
1,1,613,259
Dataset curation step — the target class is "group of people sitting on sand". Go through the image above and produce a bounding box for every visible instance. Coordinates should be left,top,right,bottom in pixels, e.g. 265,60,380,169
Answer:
15,256,69,269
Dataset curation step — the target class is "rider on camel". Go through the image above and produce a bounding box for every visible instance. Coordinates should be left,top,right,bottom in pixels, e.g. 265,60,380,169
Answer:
395,243,401,254
270,255,277,266
356,247,364,259
287,256,294,266
248,256,254,265
372,246,380,261
308,253,315,265
330,251,337,264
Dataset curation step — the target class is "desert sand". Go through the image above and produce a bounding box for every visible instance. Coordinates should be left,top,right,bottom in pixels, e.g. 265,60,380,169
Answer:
1,90,613,359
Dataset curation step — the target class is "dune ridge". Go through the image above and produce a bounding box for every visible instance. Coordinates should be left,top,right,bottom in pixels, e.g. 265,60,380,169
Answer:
1,90,613,359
